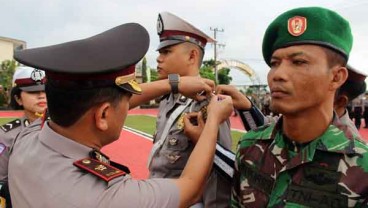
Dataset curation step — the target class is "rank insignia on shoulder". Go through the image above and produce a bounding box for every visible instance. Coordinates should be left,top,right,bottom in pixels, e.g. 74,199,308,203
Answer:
0,119,21,132
74,158,127,182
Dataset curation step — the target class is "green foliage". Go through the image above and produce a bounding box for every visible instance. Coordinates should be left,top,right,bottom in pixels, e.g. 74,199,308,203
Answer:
199,65,215,81
203,59,217,68
218,67,232,85
0,60,18,89
0,117,16,125
142,57,148,83
124,115,157,135
200,59,232,84
150,69,158,82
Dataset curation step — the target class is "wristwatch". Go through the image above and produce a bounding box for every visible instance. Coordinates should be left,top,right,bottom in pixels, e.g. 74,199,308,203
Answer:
168,74,180,94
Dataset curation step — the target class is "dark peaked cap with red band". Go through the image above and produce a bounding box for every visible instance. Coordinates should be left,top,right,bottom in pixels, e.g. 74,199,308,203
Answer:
157,12,215,50
14,23,149,94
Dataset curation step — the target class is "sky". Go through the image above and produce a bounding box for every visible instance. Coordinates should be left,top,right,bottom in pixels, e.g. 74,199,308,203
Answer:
1,0,367,85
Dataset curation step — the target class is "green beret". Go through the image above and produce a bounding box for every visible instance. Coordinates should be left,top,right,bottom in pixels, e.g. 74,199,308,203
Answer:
262,7,353,66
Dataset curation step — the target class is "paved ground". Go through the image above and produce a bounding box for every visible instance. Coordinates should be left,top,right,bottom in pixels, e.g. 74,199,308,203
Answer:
2,109,368,179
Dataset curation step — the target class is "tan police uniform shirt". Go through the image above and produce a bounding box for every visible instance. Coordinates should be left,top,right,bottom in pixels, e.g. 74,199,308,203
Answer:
0,116,30,181
9,122,179,208
149,94,232,207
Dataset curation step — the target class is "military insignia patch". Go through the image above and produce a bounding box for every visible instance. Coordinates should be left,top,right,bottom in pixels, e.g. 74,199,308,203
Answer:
288,16,307,36
166,153,181,164
169,137,178,146
74,158,126,182
177,113,185,129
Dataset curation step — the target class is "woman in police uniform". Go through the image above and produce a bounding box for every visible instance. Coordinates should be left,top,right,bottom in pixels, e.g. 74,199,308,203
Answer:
0,66,46,207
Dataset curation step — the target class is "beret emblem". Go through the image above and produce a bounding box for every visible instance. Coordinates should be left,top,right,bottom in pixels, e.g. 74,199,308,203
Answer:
288,16,307,36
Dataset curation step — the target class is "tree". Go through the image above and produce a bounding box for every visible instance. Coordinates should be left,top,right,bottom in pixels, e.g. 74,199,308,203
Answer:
0,60,18,89
200,59,232,84
199,65,215,81
150,69,158,82
218,67,232,85
142,57,148,83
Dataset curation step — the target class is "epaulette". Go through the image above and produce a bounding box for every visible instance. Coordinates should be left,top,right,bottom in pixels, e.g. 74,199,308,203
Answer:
74,158,127,182
0,119,22,133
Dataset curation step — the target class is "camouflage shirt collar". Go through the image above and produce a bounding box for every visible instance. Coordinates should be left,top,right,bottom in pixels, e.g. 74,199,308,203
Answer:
265,114,355,171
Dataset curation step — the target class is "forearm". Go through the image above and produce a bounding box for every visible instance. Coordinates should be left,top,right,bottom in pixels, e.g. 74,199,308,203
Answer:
129,79,170,109
176,116,220,207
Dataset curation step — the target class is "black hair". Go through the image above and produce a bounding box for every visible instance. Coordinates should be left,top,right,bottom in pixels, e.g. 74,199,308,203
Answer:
9,86,23,110
45,80,130,127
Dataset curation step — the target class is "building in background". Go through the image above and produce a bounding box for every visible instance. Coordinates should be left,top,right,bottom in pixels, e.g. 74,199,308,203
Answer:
0,36,26,63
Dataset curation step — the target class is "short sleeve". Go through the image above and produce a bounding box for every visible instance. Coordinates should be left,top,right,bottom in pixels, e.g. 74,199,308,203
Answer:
99,177,180,207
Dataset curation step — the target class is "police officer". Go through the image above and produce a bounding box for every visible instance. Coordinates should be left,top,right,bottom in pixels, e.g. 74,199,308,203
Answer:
230,7,368,207
8,22,234,208
334,65,366,137
0,66,46,207
148,12,232,207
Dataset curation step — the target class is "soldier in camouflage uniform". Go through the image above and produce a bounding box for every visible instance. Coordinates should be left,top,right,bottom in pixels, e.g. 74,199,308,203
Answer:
334,65,366,138
231,7,368,207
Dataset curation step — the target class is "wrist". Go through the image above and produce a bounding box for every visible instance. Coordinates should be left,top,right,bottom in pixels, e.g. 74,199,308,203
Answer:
168,74,180,94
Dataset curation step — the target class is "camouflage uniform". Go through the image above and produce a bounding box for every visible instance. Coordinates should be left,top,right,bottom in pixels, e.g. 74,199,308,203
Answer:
231,115,368,207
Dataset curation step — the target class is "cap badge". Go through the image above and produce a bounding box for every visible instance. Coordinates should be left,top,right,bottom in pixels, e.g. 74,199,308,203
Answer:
157,14,164,35
288,16,307,36
31,69,45,82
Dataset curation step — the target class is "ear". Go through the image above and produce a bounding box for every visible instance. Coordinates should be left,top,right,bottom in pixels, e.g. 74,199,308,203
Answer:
334,94,349,109
188,48,199,65
94,102,111,131
330,66,348,91
14,94,23,106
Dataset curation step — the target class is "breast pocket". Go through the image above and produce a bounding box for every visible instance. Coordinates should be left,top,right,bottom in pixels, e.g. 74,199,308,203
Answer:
164,130,190,151
162,130,194,168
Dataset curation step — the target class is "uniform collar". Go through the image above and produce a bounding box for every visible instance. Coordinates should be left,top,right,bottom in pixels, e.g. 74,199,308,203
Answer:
39,122,92,160
262,113,357,171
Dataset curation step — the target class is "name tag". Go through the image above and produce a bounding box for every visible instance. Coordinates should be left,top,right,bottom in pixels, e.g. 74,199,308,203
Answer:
286,184,347,208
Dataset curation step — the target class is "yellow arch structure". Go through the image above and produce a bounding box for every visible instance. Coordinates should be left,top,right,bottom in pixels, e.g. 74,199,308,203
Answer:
217,59,255,77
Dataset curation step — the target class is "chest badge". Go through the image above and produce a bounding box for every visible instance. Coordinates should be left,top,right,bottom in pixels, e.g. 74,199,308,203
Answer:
176,113,185,129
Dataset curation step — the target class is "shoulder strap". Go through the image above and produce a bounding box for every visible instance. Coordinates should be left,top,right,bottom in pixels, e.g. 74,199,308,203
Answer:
0,119,21,133
74,158,127,182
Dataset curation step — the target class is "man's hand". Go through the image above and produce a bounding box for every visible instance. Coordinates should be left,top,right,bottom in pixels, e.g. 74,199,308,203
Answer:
179,77,215,101
207,94,234,124
215,85,251,110
183,112,205,144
